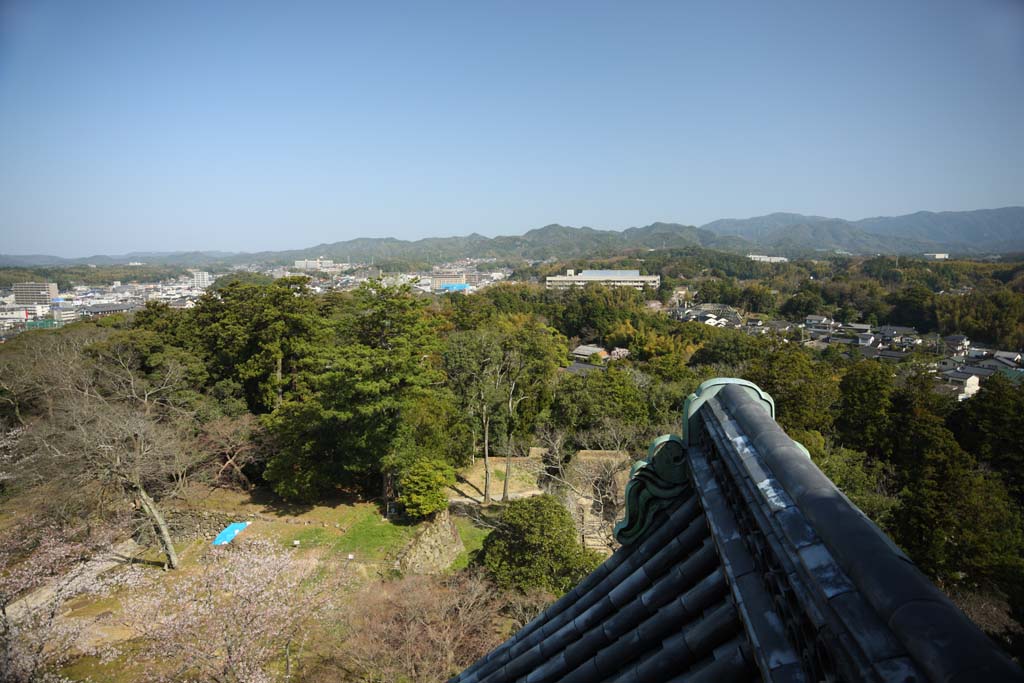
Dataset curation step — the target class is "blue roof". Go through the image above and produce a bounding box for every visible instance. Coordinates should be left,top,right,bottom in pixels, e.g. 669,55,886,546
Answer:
440,283,470,291
212,521,250,546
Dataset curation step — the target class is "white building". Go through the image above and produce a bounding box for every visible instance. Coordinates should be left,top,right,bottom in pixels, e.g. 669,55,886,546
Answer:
431,272,466,291
13,282,58,306
294,257,335,271
546,269,660,291
923,253,949,260
192,271,214,289
51,306,80,323
747,254,789,263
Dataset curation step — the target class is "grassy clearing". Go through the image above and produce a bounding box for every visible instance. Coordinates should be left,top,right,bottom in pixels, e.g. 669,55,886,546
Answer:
169,485,419,563
332,508,417,560
455,457,541,500
449,516,491,572
264,503,419,563
62,654,143,683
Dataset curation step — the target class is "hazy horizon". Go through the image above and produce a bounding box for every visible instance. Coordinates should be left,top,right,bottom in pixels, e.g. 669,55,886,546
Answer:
4,205,1024,260
2,1,1023,257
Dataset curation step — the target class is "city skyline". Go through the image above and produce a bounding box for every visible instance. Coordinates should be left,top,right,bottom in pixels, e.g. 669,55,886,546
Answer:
2,0,1023,256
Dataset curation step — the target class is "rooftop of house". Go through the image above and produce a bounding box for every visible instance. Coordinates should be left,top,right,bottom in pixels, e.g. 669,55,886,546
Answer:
452,380,1021,683
878,325,919,336
564,361,607,376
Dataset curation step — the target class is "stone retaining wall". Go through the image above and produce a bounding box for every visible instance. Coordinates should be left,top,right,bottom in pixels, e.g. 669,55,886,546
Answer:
395,508,464,575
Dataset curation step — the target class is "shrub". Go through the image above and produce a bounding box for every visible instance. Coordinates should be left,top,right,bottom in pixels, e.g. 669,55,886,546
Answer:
478,495,602,595
398,458,455,520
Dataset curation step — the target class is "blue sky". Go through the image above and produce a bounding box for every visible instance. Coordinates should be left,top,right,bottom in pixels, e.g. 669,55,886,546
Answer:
1,0,1022,256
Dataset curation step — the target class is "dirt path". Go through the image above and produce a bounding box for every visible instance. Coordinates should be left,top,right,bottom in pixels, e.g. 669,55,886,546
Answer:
447,488,543,505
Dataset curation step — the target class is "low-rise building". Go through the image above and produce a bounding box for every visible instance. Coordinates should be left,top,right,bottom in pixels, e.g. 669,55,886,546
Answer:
431,272,466,291
671,303,743,327
294,257,335,271
944,334,970,354
51,305,79,323
746,254,789,263
938,370,980,400
571,344,609,364
546,269,660,291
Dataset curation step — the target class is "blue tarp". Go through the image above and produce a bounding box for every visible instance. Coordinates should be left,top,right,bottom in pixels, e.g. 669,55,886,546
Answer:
212,521,250,546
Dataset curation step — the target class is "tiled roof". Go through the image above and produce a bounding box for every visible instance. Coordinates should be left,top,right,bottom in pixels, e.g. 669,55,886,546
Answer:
451,379,1022,683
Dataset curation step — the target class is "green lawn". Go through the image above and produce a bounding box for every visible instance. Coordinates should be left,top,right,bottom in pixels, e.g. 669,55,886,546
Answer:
449,516,491,572
283,504,418,562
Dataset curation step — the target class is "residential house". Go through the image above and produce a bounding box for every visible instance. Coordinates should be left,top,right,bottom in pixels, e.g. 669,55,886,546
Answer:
877,325,919,344
856,333,876,347
571,344,609,364
938,370,981,400
943,334,970,354
976,356,1021,372
839,322,872,335
672,303,743,327
765,320,794,334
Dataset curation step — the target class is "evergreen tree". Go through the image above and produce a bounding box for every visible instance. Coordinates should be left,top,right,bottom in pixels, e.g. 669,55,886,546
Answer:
836,360,895,459
190,277,320,414
888,378,1024,587
950,373,1024,506
263,282,441,500
745,346,839,434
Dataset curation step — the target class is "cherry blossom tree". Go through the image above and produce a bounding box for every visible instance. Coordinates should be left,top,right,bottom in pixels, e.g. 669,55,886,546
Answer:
0,523,112,683
111,539,348,683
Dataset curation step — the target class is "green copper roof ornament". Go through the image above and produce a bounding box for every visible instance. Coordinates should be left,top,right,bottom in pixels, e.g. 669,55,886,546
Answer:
614,378,776,545
613,434,689,545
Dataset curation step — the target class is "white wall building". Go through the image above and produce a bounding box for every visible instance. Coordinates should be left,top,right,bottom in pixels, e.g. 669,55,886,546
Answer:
747,254,789,263
546,269,660,291
294,257,336,271
192,271,214,289
13,282,58,306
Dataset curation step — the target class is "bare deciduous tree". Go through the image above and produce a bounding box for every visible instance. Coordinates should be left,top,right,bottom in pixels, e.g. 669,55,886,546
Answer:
22,395,201,569
522,422,638,551
7,328,211,570
340,571,507,683
199,414,265,490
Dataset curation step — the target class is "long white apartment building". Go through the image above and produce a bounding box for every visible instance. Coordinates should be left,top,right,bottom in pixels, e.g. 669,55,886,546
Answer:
545,269,660,291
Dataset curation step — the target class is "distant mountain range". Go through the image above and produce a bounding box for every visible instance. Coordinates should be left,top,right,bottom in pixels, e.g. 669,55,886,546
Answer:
702,207,1024,255
3,207,1022,267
